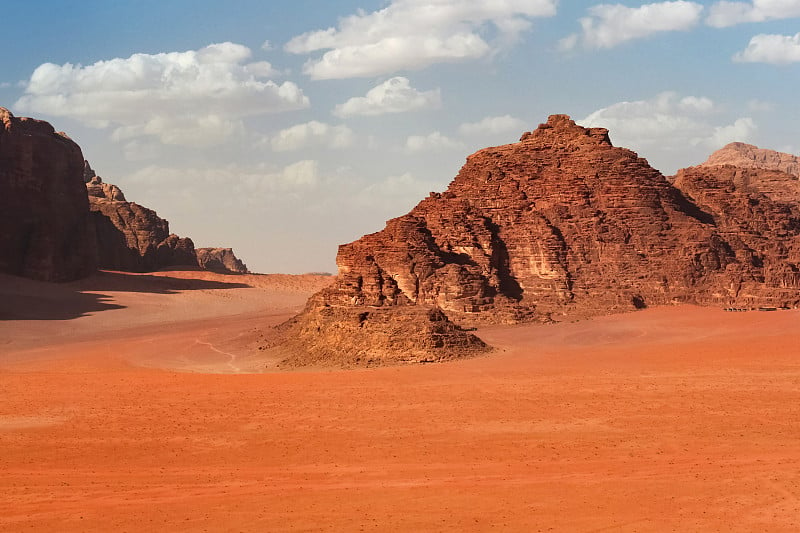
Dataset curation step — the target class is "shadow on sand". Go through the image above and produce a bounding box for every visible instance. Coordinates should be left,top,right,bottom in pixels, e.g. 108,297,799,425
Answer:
0,271,251,321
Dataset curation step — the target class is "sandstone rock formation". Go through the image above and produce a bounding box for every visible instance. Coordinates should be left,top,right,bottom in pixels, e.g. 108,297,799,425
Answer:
700,142,800,178
196,248,249,273
84,161,126,201
280,115,800,366
0,107,96,281
84,160,198,271
88,183,199,272
674,164,800,302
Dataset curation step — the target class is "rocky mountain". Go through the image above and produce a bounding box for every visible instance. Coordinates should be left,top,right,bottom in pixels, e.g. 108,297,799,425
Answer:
674,164,800,300
0,107,96,281
278,115,800,366
700,142,800,178
85,164,199,272
196,248,249,273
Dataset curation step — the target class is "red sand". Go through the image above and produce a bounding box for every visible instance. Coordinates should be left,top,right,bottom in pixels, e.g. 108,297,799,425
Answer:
2,271,800,531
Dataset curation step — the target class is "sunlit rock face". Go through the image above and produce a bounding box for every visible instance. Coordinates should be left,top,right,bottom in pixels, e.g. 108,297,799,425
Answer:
280,114,800,366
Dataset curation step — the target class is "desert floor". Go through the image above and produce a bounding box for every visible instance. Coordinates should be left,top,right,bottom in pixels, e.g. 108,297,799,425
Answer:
1,270,799,531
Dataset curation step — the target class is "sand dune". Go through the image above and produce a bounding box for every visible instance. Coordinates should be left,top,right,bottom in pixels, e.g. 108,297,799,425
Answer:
2,271,800,531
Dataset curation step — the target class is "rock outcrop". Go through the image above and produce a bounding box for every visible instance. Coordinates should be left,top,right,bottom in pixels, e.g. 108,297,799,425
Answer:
279,115,800,366
674,164,800,302
196,248,249,273
700,142,800,178
0,107,96,281
84,161,125,201
84,161,198,272
88,186,198,272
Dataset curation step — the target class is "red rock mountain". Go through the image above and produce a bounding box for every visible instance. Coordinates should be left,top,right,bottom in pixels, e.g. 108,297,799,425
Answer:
700,142,800,178
0,107,96,281
84,163,199,272
279,115,800,366
674,162,800,301
196,248,249,273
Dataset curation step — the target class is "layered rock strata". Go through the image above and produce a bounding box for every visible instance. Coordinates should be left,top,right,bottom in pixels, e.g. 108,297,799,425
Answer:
88,185,198,272
674,164,800,302
281,115,800,366
0,108,96,281
196,248,249,273
83,160,198,271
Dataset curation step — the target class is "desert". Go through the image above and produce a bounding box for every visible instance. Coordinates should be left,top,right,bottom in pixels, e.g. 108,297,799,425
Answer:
2,271,800,531
3,2,800,531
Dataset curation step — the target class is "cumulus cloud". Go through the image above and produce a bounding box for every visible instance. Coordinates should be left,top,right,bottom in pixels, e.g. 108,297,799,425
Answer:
459,114,527,136
405,131,464,153
579,92,757,172
15,42,309,147
561,1,704,50
707,0,800,27
333,77,440,117
127,160,321,203
733,32,800,63
285,0,558,79
270,121,355,152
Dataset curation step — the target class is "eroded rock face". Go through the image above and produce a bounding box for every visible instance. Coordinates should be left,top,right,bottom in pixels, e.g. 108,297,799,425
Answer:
85,164,198,272
674,164,800,302
85,161,126,201
700,142,800,178
196,248,249,273
318,115,735,323
89,194,199,271
282,115,800,366
0,108,96,281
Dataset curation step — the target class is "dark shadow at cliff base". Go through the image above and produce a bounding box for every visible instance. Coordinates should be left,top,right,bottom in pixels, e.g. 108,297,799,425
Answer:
0,271,251,321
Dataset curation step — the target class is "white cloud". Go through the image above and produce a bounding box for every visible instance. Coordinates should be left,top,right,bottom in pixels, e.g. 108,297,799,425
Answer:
127,160,321,201
733,32,800,63
405,131,464,153
285,0,557,79
709,117,758,146
333,77,440,117
579,92,757,172
0,82,11,89
707,0,800,27
270,120,355,152
14,42,309,147
354,172,434,211
459,114,527,136
747,98,775,112
562,1,704,50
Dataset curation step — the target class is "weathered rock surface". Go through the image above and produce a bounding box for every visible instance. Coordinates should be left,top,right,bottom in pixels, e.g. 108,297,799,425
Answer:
196,248,249,273
281,115,800,366
84,161,126,201
276,303,486,368
89,191,199,272
674,164,800,302
700,142,800,178
0,107,96,281
84,161,198,271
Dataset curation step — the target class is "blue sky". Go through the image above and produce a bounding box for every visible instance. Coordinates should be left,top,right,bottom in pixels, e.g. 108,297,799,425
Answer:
2,1,799,273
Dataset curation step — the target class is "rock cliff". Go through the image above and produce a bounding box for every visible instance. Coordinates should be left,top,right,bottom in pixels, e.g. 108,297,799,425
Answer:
279,115,800,366
0,107,96,281
88,179,199,272
674,164,800,303
196,248,249,273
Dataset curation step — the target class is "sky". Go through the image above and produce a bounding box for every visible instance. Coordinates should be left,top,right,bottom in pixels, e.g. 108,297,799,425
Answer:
1,1,799,273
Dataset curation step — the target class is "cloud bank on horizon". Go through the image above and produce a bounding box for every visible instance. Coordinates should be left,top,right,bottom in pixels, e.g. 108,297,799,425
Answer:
2,0,798,272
